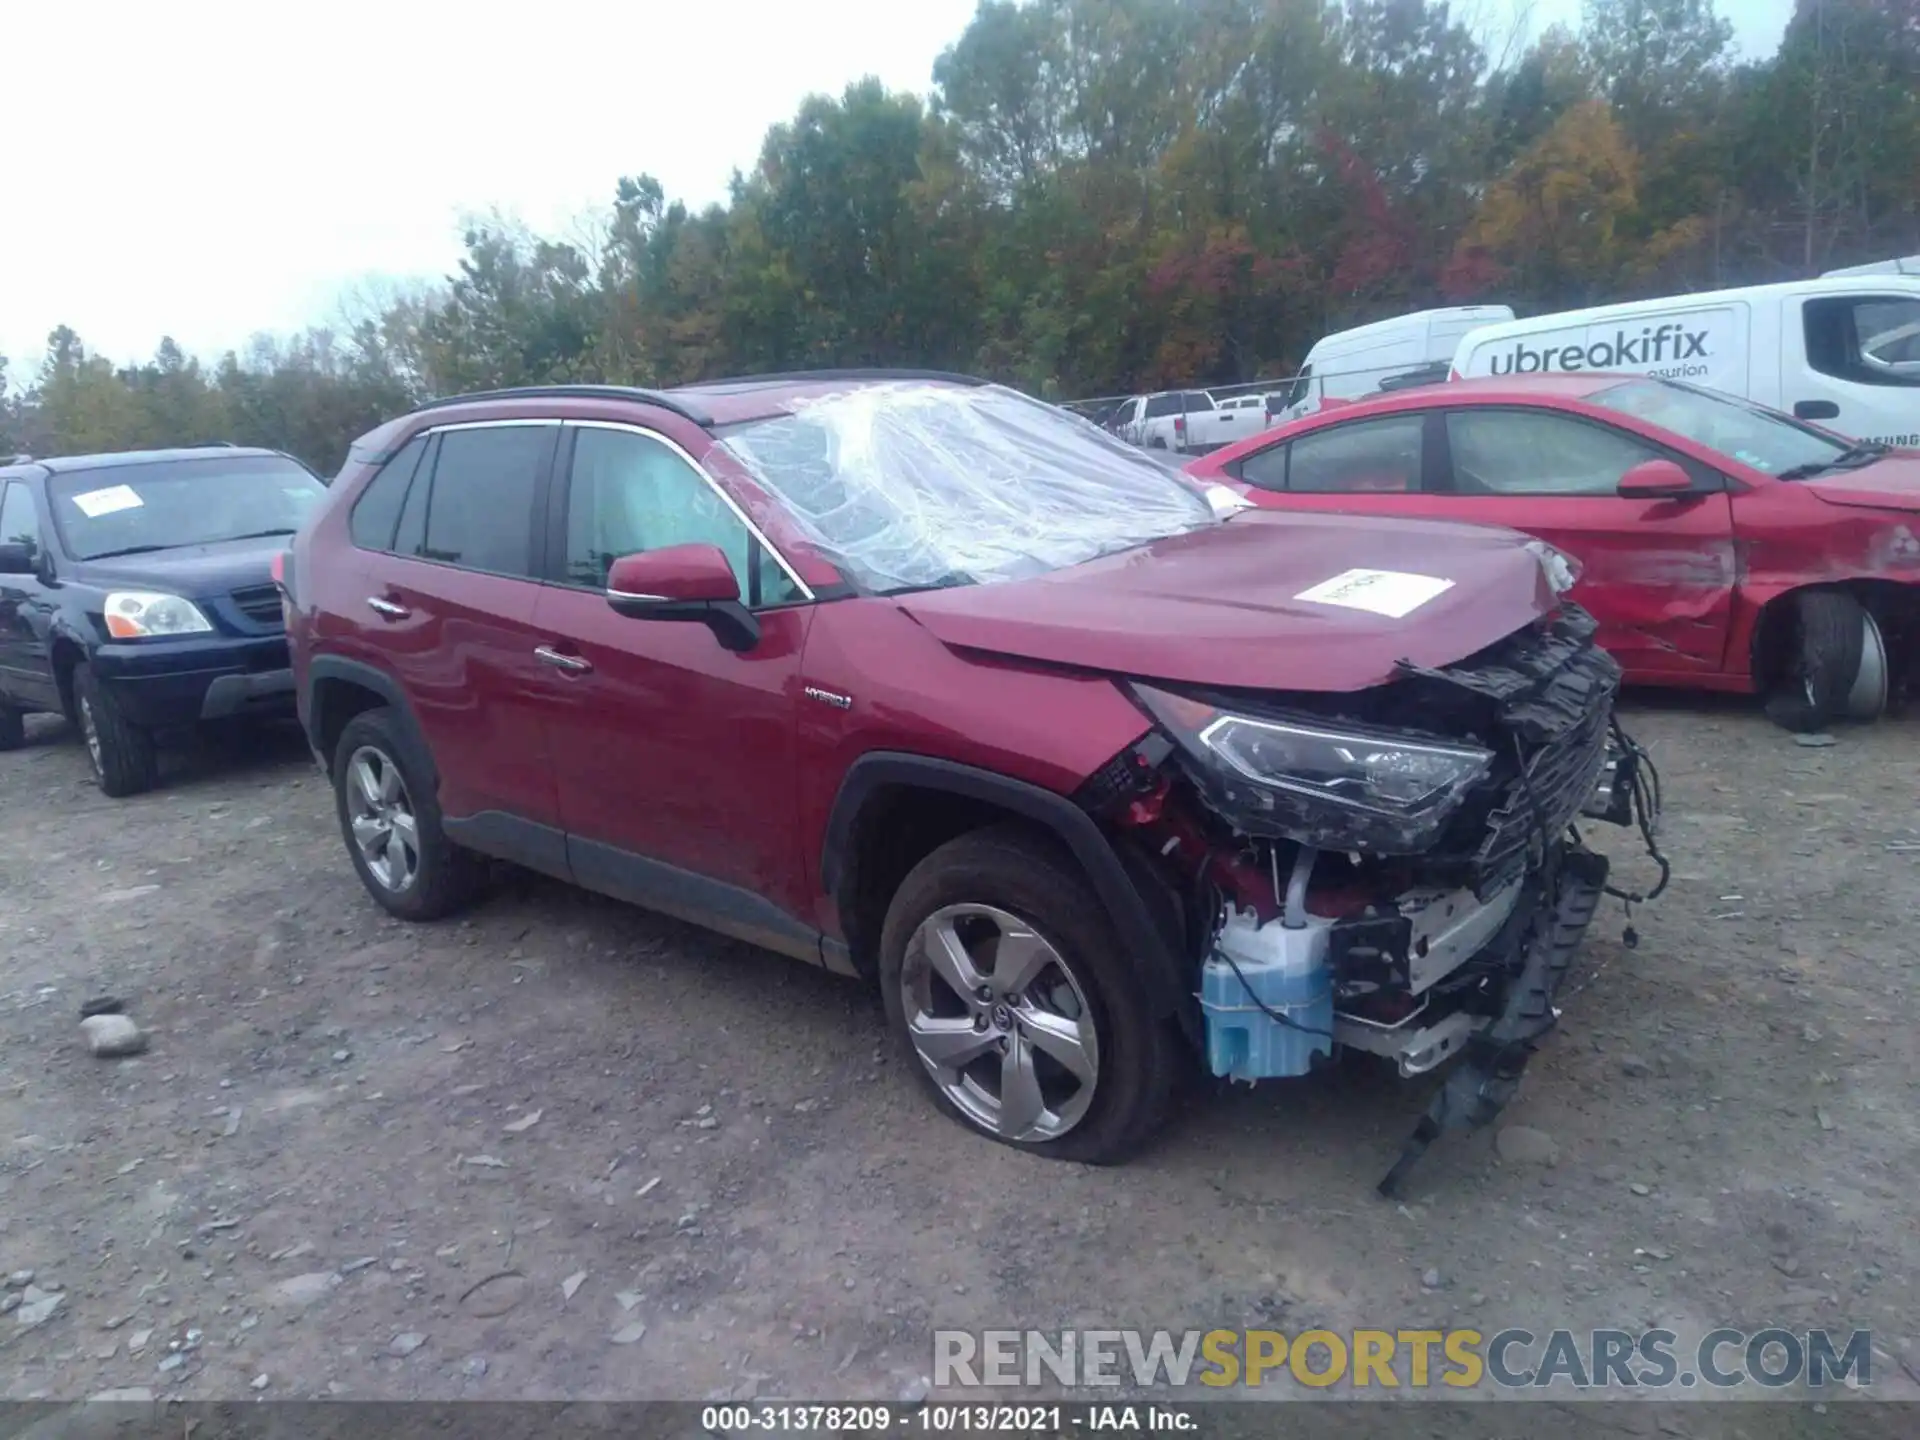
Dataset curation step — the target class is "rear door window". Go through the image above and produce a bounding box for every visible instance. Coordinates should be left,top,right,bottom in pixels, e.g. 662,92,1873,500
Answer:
417,424,555,577
1284,415,1426,493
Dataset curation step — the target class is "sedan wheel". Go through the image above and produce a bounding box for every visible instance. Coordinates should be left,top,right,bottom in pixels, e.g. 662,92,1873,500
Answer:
899,902,1100,1143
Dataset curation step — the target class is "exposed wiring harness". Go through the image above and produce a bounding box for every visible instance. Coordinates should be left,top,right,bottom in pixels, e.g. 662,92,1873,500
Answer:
1601,717,1669,906
1200,716,1665,1047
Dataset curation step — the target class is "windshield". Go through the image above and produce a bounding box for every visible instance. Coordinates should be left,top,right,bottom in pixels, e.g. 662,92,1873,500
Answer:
717,383,1215,593
1591,379,1847,477
50,455,325,561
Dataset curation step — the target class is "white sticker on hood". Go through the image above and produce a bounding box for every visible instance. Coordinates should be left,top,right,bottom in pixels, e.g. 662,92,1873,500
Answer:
1294,568,1454,619
69,484,145,518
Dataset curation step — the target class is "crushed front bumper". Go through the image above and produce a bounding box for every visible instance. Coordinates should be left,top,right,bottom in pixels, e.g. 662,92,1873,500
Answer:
1375,847,1610,1197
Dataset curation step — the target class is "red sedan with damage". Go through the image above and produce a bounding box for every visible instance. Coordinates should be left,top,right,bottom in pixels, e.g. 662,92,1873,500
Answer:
1185,374,1920,730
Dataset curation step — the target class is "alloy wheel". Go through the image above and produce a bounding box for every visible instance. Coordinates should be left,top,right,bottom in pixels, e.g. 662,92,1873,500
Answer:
899,903,1100,1142
346,745,420,892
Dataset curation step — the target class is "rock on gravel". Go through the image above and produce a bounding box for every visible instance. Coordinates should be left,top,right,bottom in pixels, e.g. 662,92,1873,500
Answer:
270,1271,342,1307
389,1331,428,1357
13,1286,63,1328
460,1272,528,1318
80,1013,148,1057
1496,1126,1560,1166
5,1269,33,1288
610,1321,648,1345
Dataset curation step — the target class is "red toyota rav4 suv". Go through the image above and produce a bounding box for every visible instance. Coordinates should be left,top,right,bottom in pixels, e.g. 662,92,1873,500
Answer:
282,372,1658,1188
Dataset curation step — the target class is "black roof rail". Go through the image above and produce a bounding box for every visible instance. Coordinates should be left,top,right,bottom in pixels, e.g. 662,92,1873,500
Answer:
415,384,714,427
1374,361,1452,394
672,368,989,391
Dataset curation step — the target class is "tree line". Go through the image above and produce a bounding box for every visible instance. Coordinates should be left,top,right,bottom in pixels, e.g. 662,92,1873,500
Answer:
3,0,1915,476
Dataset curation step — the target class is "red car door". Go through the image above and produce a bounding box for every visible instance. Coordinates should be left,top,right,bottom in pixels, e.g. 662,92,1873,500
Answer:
528,420,819,954
1430,406,1738,676
352,422,564,840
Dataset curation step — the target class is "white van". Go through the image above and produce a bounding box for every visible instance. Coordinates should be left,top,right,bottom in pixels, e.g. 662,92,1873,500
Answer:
1451,277,1920,447
1824,255,1920,278
1278,306,1515,419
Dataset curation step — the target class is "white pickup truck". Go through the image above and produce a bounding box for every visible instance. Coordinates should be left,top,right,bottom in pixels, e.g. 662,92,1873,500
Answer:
1112,390,1268,454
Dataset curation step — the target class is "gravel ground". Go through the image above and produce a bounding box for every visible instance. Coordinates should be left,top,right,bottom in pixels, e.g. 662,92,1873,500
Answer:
0,700,1916,1411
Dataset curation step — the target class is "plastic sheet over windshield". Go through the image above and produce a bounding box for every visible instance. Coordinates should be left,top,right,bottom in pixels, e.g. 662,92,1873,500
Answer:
716,383,1216,593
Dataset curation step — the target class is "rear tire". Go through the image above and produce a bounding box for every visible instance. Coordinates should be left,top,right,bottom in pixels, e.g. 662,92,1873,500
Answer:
1764,590,1870,733
74,663,158,797
878,824,1182,1164
0,701,23,752
332,707,488,921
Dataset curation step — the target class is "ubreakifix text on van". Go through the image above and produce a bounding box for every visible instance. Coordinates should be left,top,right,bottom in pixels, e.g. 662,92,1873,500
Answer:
1487,321,1714,380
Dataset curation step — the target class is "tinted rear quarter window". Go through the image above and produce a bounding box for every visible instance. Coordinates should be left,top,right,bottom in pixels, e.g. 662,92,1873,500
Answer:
393,440,434,558
349,435,426,551
419,425,552,576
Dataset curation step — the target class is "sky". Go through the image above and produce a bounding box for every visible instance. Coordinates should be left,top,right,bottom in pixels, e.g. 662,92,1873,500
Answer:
1,0,1796,377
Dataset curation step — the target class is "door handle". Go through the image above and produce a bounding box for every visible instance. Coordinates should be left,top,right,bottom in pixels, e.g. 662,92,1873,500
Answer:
1794,400,1840,421
533,645,593,675
365,596,410,620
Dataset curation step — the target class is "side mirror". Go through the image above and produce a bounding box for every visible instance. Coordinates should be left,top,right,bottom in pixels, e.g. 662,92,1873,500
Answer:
0,542,34,575
1617,459,1695,499
605,543,760,652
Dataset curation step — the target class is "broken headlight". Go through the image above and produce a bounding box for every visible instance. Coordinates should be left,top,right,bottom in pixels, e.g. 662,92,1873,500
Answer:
1130,683,1495,853
1524,539,1581,596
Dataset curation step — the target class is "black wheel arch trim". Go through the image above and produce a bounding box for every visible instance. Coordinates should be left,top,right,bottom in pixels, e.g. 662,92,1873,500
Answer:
821,751,1188,1017
304,655,438,788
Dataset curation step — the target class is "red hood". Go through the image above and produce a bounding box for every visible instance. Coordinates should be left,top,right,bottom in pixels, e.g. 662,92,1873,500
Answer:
1803,453,1920,513
895,510,1560,692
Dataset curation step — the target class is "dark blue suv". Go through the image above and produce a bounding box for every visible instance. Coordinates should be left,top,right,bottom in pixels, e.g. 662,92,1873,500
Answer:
0,446,326,795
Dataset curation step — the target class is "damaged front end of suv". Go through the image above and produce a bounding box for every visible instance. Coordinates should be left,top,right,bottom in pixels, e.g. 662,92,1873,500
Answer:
1077,604,1664,1194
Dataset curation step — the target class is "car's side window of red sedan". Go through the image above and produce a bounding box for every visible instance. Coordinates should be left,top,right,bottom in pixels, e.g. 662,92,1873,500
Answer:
1241,416,1425,494
1445,411,1662,497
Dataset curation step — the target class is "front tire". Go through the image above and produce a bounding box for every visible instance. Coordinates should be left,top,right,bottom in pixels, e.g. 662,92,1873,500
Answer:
0,701,23,752
331,707,486,921
74,663,158,797
1764,590,1876,732
878,825,1181,1164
